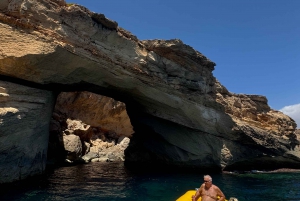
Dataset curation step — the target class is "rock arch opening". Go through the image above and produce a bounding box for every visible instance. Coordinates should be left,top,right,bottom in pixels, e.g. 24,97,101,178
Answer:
47,91,133,166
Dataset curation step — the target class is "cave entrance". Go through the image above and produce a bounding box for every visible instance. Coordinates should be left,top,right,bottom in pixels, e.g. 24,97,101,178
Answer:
47,91,134,166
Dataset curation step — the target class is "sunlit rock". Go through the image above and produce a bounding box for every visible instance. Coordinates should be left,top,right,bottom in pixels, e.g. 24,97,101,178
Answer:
48,92,133,165
0,0,299,183
63,134,82,161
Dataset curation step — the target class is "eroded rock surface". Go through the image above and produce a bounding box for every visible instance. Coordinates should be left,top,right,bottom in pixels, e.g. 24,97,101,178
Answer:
0,0,299,183
48,92,132,165
55,92,133,137
0,81,54,184
49,116,131,164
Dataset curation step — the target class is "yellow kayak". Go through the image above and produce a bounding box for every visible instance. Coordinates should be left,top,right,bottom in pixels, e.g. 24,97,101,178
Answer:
176,190,229,201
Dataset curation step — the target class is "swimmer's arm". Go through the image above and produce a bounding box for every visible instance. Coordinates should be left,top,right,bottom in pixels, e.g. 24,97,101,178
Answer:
192,185,203,201
216,186,225,201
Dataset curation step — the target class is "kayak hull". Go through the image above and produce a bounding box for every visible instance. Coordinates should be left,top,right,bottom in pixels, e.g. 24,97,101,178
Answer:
176,190,199,201
176,190,229,201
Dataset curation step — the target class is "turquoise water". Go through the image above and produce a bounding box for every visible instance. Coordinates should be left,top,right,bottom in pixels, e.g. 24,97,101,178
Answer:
1,162,300,201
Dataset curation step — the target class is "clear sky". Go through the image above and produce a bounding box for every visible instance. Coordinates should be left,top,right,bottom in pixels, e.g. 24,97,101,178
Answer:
69,0,300,127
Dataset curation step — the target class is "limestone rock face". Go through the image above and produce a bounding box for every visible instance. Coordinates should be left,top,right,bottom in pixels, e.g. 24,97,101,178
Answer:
141,39,215,92
0,0,299,183
48,91,133,164
55,92,133,137
0,81,54,184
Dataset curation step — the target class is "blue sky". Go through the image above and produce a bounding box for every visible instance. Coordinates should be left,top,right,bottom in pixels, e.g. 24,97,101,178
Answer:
69,1,300,127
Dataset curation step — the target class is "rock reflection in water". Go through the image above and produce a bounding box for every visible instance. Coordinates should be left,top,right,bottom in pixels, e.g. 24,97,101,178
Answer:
2,162,300,201
46,162,130,199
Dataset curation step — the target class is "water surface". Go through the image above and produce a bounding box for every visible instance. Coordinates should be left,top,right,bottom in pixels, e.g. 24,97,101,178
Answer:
1,162,300,201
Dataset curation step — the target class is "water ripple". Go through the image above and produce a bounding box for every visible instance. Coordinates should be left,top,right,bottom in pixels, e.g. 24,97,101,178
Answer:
1,162,300,201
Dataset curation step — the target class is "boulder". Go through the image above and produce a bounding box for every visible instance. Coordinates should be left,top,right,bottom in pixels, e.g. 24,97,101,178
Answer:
81,152,98,163
63,134,82,161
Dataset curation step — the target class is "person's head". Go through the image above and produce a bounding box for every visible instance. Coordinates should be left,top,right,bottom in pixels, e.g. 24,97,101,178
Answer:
203,175,212,187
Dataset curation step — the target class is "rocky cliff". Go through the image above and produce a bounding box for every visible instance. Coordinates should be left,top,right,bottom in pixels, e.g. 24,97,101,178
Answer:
0,0,299,183
0,81,54,183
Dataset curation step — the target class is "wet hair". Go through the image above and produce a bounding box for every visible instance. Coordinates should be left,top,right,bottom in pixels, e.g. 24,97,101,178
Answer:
204,175,212,181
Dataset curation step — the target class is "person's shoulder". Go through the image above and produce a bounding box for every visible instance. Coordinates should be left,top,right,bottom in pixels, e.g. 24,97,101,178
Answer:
212,184,220,189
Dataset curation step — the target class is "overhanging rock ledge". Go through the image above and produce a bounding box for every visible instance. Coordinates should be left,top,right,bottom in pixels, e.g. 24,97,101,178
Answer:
0,0,299,183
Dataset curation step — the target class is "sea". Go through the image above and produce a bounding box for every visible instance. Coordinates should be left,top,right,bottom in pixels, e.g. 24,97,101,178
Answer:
1,162,300,201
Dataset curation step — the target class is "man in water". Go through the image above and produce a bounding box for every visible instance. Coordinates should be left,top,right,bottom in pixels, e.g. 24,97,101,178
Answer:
192,175,226,201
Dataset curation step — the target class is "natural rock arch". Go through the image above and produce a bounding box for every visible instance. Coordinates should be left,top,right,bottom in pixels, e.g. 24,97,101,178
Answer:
48,91,133,164
0,0,299,184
